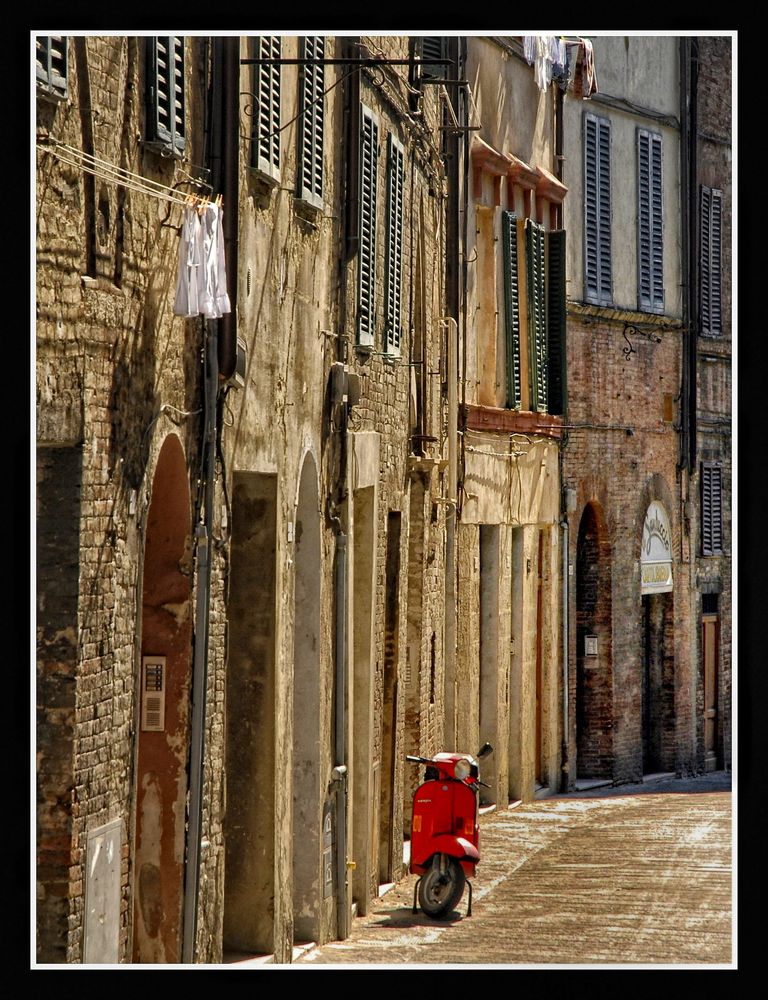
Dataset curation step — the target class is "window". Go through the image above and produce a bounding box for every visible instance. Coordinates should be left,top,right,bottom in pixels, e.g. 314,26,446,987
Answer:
251,36,281,180
420,36,449,78
583,112,611,306
637,128,664,313
36,36,68,100
501,213,566,415
546,228,567,415
146,37,185,155
501,213,522,409
700,186,723,337
297,36,324,207
357,105,378,348
701,463,723,556
384,135,404,356
526,219,548,412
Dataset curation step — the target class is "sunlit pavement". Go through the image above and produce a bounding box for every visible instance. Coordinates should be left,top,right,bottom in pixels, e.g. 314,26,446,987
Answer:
295,771,732,968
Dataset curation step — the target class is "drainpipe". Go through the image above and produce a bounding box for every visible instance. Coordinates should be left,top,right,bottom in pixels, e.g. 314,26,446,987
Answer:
330,39,354,940
331,528,349,941
560,516,569,792
182,34,238,965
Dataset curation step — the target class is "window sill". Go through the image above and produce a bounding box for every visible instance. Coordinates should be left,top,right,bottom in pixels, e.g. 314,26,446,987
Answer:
142,139,185,160
36,84,67,104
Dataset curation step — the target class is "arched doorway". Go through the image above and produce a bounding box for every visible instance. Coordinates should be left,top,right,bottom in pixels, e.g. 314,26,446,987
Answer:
132,434,192,963
639,500,676,774
292,454,322,944
575,502,613,780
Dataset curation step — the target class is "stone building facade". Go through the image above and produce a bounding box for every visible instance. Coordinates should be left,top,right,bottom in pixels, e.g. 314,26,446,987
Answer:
688,36,732,772
35,32,732,966
558,35,730,785
36,35,227,963
455,37,571,804
36,33,452,965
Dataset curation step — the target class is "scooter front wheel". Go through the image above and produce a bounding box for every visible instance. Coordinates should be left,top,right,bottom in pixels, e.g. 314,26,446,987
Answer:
418,855,466,918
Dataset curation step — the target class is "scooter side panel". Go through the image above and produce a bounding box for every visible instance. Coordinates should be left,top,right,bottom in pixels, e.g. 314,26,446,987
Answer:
410,779,480,871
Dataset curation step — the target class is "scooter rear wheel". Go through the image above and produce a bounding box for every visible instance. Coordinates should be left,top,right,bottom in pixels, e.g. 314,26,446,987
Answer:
418,856,466,918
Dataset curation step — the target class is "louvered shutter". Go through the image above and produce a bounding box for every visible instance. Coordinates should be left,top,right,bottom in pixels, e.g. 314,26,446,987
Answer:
36,36,68,99
637,128,664,312
421,37,447,78
526,219,548,413
147,37,185,154
701,463,723,556
546,229,567,416
385,135,404,355
501,211,522,409
297,36,324,207
700,186,723,336
357,106,378,348
584,113,612,306
251,36,281,178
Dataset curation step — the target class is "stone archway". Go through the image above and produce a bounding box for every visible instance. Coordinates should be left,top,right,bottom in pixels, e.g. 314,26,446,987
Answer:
132,433,192,963
292,453,322,944
575,501,613,780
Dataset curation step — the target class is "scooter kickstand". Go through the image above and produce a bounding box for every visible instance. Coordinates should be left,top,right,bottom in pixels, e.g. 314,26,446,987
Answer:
413,877,422,914
466,879,472,917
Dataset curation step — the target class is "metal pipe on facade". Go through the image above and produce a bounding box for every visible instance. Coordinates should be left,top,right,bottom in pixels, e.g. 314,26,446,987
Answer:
182,317,218,963
560,517,569,792
333,529,349,940
182,34,235,964
218,37,240,381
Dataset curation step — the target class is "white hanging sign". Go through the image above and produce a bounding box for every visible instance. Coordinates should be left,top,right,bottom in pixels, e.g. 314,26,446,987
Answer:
640,501,673,594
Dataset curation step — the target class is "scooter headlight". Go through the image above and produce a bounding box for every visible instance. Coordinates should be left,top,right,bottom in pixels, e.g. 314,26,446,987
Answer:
453,758,471,780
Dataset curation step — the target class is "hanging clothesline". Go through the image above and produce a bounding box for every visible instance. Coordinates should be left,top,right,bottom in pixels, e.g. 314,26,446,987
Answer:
36,137,216,208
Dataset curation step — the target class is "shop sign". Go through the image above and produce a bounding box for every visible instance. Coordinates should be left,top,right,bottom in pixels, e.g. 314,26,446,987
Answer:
641,501,673,594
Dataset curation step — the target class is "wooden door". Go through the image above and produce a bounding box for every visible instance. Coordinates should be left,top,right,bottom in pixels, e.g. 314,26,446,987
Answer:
702,615,719,770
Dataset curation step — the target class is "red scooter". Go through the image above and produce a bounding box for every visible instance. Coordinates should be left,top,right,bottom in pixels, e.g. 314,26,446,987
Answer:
406,743,493,918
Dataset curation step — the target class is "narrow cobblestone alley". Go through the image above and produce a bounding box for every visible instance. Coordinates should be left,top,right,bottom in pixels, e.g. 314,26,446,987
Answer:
295,773,732,967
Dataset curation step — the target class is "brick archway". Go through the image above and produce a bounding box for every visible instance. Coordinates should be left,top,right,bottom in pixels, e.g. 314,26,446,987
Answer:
132,433,192,963
575,501,613,779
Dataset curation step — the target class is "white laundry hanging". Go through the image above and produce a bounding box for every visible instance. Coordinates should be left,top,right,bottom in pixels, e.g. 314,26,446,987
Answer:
173,201,231,319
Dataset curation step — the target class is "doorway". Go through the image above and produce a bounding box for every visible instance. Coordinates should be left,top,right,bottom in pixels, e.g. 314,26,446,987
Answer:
378,512,401,886
292,455,322,944
132,434,192,964
640,591,675,774
575,503,612,780
702,603,719,772
223,471,278,958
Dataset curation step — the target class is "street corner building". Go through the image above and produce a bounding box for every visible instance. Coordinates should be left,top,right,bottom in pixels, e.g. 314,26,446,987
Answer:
34,33,733,965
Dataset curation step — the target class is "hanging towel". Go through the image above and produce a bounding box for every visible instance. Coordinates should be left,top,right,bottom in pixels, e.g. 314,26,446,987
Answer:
198,203,231,319
523,35,536,65
173,203,231,319
173,206,203,318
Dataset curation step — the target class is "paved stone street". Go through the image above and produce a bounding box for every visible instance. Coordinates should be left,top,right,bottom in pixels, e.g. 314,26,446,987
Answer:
296,772,732,968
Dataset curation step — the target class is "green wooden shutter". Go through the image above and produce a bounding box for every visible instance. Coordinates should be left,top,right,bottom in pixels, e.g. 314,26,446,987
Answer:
700,186,722,336
298,36,324,206
637,128,664,312
526,219,548,413
357,106,378,348
251,36,281,177
584,113,611,306
546,229,567,416
701,463,723,556
501,211,522,409
147,37,185,155
36,36,68,99
385,134,404,355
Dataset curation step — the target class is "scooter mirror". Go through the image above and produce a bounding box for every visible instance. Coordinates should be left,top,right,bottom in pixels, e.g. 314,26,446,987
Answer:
477,742,493,758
